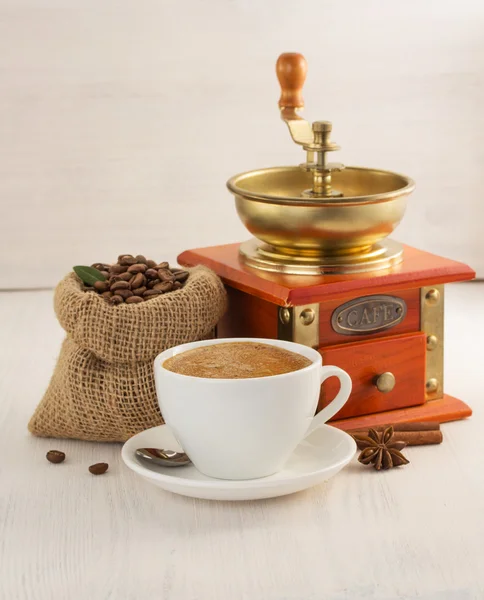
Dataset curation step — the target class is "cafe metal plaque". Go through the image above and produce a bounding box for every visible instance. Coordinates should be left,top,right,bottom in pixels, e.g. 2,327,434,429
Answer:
331,295,407,335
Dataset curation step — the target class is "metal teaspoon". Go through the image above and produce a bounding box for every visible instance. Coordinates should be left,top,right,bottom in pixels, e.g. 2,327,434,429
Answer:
136,448,191,467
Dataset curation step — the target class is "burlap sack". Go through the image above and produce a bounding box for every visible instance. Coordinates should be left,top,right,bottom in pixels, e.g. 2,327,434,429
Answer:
29,266,227,442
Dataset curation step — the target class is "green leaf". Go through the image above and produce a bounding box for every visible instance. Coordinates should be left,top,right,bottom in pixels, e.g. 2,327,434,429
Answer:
73,265,106,285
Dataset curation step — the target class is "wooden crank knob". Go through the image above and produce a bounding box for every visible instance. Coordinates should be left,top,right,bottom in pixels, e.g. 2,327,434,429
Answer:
276,52,307,110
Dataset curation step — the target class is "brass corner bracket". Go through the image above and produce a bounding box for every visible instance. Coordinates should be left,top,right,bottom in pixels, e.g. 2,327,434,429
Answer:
420,285,444,400
277,304,320,348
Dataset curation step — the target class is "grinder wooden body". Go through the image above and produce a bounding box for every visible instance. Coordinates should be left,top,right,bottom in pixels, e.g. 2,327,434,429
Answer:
179,243,475,431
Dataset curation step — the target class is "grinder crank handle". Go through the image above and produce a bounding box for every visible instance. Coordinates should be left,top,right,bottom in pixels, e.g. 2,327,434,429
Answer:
276,52,307,113
276,53,314,146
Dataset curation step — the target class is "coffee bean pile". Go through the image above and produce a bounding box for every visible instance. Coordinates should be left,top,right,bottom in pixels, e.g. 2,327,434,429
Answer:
87,254,189,305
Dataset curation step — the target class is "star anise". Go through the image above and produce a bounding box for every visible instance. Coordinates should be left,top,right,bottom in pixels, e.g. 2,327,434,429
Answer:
352,426,409,471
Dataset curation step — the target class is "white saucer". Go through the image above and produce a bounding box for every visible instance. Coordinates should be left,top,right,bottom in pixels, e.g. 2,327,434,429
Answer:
121,424,356,501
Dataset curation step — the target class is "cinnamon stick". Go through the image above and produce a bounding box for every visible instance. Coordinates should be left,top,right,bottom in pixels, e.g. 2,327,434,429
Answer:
350,429,443,446
348,421,440,433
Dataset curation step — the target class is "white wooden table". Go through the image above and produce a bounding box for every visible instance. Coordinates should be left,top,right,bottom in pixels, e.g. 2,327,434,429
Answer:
1,283,484,600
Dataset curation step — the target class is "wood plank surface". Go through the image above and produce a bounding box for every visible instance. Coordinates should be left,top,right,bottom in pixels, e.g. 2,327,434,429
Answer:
1,283,484,599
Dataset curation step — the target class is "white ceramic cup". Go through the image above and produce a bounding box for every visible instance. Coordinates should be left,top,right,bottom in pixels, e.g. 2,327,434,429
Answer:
154,337,352,480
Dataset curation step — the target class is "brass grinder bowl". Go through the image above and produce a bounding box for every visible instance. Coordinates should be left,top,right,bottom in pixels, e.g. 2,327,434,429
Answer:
227,166,415,256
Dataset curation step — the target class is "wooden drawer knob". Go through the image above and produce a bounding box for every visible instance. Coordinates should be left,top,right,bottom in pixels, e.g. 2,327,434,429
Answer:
374,372,396,393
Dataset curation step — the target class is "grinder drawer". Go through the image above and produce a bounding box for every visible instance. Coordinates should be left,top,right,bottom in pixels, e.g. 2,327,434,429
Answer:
318,332,426,421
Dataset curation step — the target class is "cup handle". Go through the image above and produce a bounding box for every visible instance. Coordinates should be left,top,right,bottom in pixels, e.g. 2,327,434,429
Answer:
305,366,352,435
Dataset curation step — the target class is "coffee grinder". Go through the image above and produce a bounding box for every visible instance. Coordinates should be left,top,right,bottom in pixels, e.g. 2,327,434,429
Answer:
178,53,475,430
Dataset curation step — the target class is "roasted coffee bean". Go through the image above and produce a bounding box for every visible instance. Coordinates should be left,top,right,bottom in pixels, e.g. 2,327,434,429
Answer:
154,281,173,292
109,264,125,274
130,273,146,289
135,255,147,265
126,295,144,304
145,268,159,280
46,450,65,464
110,295,124,305
158,269,175,282
174,271,189,282
101,291,113,299
89,462,109,475
127,263,147,274
119,255,137,266
93,280,109,292
100,271,110,278
93,263,111,272
116,288,134,300
132,286,147,296
110,280,130,291
143,289,163,297
146,260,157,268
147,279,159,289
145,269,158,279
119,272,134,282
173,281,182,290
156,262,169,269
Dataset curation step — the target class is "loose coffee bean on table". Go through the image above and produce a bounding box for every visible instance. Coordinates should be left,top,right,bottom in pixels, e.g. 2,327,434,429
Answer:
78,255,190,305
89,463,109,475
46,450,66,464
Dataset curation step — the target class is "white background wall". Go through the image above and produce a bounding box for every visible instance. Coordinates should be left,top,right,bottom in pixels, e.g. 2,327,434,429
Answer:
1,0,483,288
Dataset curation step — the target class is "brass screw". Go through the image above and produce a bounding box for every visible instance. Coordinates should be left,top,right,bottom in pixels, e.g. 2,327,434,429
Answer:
299,308,315,326
313,121,332,133
425,289,440,306
426,378,439,393
279,308,291,325
426,334,438,351
337,315,343,323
